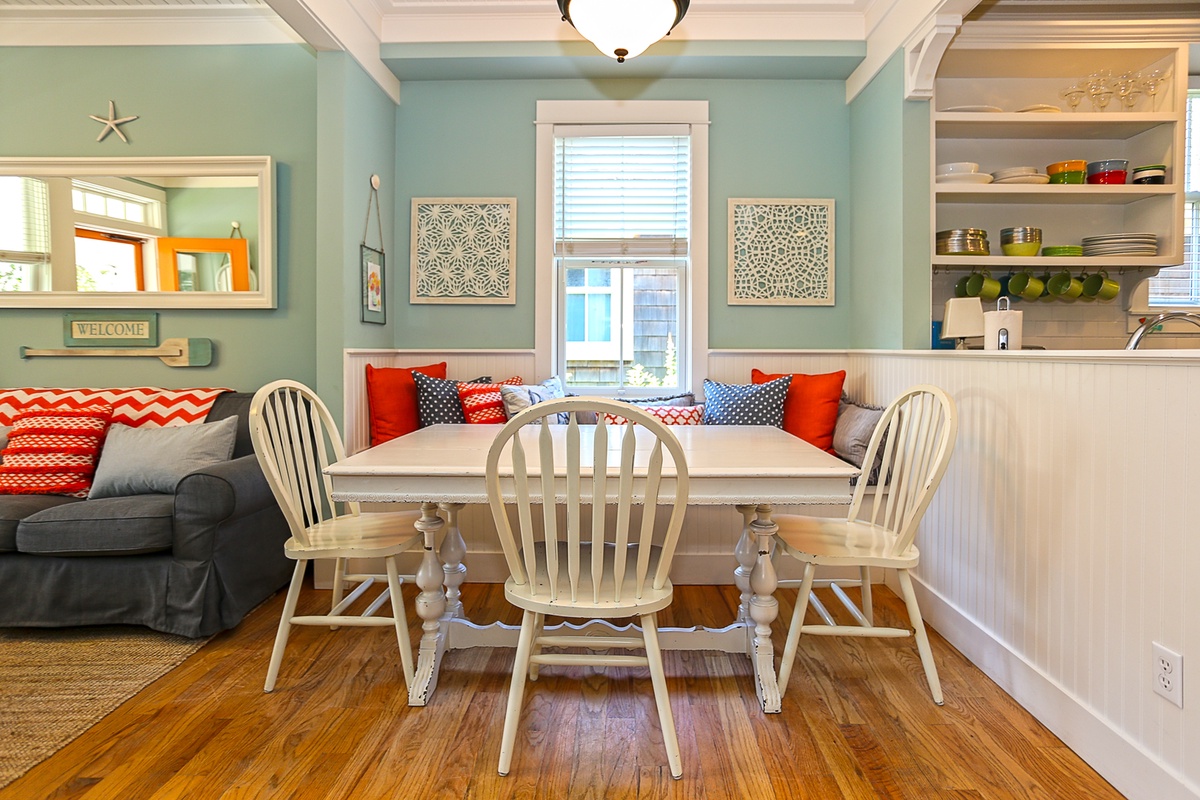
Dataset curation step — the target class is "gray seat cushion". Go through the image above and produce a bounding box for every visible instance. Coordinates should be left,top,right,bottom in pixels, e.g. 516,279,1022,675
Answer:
0,495,83,552
16,495,175,556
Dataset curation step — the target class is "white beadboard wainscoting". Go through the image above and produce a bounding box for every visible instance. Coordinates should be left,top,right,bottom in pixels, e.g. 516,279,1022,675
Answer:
341,347,1199,800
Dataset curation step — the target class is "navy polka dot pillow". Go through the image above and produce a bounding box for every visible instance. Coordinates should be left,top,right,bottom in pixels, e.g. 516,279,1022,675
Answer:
701,376,791,427
413,371,466,426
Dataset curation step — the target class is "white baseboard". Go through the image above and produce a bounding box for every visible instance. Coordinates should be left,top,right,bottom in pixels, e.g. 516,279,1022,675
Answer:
901,573,1200,800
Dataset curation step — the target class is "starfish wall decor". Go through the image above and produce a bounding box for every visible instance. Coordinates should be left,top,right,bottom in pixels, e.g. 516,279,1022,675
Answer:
89,100,138,143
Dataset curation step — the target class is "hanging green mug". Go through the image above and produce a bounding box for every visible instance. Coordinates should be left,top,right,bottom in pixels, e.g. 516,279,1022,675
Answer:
1008,270,1045,302
966,269,1001,302
1047,269,1083,299
1082,269,1120,301
955,275,971,298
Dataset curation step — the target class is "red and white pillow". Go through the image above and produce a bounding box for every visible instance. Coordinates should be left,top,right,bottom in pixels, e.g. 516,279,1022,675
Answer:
0,405,114,497
457,378,524,424
602,404,704,427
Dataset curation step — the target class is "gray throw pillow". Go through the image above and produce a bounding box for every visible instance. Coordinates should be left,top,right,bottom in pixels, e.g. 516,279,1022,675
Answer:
89,415,238,498
0,426,9,460
500,377,567,422
833,401,886,484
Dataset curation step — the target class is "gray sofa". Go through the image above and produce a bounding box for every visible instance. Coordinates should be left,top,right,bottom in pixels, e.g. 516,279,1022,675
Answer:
0,392,292,638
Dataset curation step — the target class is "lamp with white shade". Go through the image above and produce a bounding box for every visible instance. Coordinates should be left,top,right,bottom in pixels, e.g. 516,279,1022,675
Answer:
556,0,689,63
941,297,985,350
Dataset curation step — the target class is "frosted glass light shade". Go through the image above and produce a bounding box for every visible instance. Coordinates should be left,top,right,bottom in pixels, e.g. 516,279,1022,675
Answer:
559,0,686,62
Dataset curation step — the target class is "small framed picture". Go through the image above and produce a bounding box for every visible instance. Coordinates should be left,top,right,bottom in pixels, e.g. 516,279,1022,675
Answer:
361,245,386,324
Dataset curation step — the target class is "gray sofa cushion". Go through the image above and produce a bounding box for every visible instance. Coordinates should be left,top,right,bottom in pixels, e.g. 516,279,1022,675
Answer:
16,495,175,556
90,416,238,498
0,495,82,552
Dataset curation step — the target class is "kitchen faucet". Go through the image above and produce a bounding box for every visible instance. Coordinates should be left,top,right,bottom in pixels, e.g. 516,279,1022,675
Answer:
1125,311,1200,349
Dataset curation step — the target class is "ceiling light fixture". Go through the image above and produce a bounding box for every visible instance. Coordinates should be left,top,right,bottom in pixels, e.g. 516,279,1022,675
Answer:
556,0,689,63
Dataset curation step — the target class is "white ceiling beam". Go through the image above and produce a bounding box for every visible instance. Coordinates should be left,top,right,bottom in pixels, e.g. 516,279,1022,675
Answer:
846,0,979,102
265,0,400,103
0,7,304,47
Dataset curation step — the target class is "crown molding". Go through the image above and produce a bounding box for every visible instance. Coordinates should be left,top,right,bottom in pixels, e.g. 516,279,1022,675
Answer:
955,17,1200,43
0,7,304,46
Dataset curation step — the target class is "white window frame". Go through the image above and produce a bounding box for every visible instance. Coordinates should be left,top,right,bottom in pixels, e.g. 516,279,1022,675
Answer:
534,100,709,395
1129,77,1200,325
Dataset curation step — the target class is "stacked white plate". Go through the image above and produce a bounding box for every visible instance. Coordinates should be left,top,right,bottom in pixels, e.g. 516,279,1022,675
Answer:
937,172,994,184
991,166,1050,184
1081,232,1158,257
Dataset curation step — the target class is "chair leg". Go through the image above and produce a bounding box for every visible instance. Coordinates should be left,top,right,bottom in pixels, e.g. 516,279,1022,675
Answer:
498,609,537,777
265,559,307,693
330,557,346,630
528,613,545,681
778,561,817,696
896,569,943,706
385,556,415,689
642,613,682,780
859,566,874,626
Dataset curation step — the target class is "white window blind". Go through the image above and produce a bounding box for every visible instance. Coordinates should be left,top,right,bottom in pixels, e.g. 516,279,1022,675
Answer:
0,176,50,265
1148,91,1200,306
554,130,690,258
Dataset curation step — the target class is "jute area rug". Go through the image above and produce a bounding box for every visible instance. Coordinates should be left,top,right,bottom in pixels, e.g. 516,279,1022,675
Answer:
0,626,209,789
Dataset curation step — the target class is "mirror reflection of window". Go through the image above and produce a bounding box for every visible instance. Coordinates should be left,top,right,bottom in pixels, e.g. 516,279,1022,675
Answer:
74,228,144,292
0,176,51,291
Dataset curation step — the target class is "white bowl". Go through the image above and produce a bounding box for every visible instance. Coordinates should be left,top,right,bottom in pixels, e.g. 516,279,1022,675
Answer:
991,166,1039,181
937,162,980,174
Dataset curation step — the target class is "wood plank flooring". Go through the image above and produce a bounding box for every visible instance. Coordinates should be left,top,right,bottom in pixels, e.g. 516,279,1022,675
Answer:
3,580,1124,799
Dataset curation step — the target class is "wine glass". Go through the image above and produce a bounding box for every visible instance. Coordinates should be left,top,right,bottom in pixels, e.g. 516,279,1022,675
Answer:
1059,83,1086,112
1118,73,1143,111
1141,67,1171,111
1089,73,1114,112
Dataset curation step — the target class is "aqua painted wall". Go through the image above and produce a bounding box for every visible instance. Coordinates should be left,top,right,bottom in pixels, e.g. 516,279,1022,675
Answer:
0,45,319,392
392,78,853,351
848,53,931,350
315,52,398,422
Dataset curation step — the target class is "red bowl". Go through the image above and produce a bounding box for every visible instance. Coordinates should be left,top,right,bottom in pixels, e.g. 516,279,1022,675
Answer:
1087,170,1127,185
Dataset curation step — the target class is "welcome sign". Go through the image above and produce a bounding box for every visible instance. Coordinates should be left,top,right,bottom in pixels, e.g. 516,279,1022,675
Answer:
63,312,158,347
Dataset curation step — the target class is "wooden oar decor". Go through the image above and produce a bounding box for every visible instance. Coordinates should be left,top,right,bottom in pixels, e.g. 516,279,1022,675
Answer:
20,337,213,368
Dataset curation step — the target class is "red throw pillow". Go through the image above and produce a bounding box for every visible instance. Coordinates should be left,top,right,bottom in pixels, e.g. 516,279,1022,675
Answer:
603,405,705,426
751,369,846,454
366,362,447,446
457,378,524,424
0,405,113,497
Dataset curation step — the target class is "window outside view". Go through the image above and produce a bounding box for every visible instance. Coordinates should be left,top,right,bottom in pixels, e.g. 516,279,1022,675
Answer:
1147,90,1199,306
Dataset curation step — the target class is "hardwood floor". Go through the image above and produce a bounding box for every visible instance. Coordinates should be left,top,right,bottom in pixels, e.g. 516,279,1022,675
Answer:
4,580,1123,799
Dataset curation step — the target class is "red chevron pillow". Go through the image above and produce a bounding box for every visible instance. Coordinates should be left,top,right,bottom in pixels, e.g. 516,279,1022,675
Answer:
456,377,523,424
0,405,113,497
603,405,705,426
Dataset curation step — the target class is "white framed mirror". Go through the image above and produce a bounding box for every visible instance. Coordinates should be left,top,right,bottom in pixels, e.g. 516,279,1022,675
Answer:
0,156,275,309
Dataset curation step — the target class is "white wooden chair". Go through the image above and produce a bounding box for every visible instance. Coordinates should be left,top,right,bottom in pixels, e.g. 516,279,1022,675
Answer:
772,385,958,705
249,379,423,693
486,397,690,779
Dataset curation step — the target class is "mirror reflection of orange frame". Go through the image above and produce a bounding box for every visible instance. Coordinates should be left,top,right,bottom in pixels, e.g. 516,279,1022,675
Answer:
156,237,250,291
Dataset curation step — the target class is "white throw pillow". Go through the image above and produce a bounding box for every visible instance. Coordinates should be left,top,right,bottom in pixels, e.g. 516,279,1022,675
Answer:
89,416,238,498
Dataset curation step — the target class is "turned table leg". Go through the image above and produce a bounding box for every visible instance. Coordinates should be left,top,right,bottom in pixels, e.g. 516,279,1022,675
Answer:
733,504,758,627
439,502,467,620
748,505,782,714
409,502,446,706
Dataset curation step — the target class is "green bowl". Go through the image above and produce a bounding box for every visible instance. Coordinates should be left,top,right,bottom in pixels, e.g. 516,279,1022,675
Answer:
1049,171,1086,184
1002,242,1041,257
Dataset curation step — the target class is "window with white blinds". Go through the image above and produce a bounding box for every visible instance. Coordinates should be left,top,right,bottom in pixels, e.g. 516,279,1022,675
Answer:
554,131,690,259
1147,90,1199,306
0,177,50,291
553,127,692,391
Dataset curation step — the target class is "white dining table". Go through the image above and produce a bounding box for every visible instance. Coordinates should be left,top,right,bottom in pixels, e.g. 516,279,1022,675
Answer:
326,423,858,713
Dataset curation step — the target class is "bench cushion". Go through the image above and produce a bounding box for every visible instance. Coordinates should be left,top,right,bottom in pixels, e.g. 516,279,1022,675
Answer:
16,495,175,556
0,495,82,552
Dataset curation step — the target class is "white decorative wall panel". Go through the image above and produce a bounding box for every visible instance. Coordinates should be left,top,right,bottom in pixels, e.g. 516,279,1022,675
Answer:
728,199,834,306
410,198,516,304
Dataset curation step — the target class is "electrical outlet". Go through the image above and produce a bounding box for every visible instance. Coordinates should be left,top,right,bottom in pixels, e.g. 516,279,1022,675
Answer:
1153,642,1184,708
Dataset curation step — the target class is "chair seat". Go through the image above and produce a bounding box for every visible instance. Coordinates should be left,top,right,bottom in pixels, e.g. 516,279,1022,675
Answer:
505,542,674,618
283,510,424,560
773,514,921,569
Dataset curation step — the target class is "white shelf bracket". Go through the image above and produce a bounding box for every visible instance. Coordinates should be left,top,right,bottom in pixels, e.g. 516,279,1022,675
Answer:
903,14,962,100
